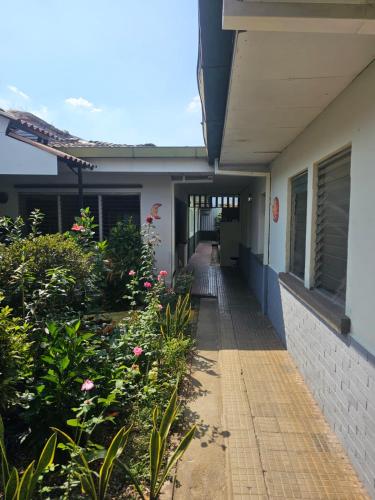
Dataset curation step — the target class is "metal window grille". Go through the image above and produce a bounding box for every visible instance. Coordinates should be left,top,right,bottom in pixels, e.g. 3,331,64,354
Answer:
19,194,59,234
188,194,240,209
18,193,141,241
314,148,351,303
101,195,140,238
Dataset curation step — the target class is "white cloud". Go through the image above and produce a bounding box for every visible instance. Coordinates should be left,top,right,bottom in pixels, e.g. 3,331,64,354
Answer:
186,95,201,113
8,85,29,100
65,96,102,113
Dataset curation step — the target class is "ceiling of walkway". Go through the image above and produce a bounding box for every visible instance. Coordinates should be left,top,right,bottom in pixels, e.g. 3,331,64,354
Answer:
221,30,375,165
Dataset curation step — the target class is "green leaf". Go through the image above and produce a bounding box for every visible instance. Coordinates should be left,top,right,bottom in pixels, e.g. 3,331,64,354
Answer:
59,355,70,372
66,419,82,428
159,386,178,442
98,426,130,500
34,433,57,477
29,433,57,496
155,425,196,498
17,460,34,500
149,428,161,496
5,467,19,500
79,472,97,500
40,355,55,365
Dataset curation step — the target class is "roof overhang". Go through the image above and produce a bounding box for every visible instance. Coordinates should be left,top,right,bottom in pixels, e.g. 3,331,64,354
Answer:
58,146,207,159
199,0,375,167
223,0,375,35
7,132,96,170
198,0,234,165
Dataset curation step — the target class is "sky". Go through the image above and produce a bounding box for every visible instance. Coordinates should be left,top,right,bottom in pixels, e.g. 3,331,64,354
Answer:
0,1,204,146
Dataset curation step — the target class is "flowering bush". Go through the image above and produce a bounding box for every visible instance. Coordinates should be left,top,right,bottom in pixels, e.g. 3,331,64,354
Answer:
0,209,195,499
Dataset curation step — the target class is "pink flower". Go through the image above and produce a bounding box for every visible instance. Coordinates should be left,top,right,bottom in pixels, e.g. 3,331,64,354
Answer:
81,379,94,391
128,270,136,276
133,346,143,357
159,270,168,277
144,281,152,289
158,304,163,311
72,224,84,232
146,215,153,224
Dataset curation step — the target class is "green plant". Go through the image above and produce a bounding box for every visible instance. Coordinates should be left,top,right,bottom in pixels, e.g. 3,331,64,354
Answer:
117,385,196,500
29,320,98,427
0,233,95,316
28,209,44,238
53,425,131,500
161,337,192,377
173,271,194,296
161,295,192,340
105,219,142,306
0,297,32,411
0,216,24,244
0,416,57,500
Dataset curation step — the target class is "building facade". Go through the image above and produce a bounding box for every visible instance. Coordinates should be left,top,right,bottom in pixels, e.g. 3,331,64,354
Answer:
198,0,375,496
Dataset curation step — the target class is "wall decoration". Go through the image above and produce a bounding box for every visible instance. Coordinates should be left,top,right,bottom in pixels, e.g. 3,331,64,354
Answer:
151,203,162,219
272,197,279,223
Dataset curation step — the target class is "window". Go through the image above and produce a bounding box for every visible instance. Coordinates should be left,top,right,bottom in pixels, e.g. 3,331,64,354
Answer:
102,195,140,238
290,172,308,279
314,148,351,303
19,194,59,234
18,193,141,240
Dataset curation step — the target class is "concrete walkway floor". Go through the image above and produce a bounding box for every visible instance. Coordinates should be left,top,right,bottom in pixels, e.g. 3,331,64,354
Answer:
174,242,368,499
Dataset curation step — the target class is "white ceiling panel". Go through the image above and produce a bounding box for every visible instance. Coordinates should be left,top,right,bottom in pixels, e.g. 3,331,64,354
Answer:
221,30,375,165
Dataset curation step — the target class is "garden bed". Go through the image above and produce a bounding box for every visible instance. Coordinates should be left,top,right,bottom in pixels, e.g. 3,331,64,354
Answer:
0,209,196,499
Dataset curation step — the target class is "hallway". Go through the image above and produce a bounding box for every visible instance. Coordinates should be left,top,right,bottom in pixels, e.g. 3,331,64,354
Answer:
174,242,368,499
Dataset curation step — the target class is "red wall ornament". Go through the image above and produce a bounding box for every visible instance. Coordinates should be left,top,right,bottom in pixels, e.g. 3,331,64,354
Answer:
272,197,279,223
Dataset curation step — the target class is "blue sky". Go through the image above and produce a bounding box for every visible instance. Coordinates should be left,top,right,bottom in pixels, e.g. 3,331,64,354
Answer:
0,1,203,146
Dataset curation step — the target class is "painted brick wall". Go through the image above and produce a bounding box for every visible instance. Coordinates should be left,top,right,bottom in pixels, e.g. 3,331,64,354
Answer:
280,283,375,498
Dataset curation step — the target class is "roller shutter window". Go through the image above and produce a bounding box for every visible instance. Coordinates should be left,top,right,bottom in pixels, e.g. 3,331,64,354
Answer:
19,194,59,234
314,149,351,303
290,171,308,279
60,195,99,238
102,195,140,238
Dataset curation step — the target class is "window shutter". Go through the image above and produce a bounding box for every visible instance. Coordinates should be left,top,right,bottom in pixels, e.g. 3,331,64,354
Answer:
290,172,308,279
314,149,351,303
102,195,140,238
19,194,59,234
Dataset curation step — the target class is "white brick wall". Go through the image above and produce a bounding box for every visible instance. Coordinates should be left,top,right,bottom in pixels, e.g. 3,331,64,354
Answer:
280,285,375,498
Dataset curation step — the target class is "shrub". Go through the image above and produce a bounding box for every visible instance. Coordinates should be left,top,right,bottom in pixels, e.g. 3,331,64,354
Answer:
0,297,32,411
26,320,99,429
0,233,95,317
105,219,142,307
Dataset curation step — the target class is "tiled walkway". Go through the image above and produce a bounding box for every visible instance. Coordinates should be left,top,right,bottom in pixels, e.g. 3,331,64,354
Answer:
174,242,368,499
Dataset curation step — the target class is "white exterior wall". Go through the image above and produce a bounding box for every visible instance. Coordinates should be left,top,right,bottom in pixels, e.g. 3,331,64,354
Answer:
0,168,175,276
269,59,375,354
0,116,58,176
240,177,266,255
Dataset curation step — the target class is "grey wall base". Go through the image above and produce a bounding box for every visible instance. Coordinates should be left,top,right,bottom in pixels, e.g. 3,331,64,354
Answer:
239,244,267,312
